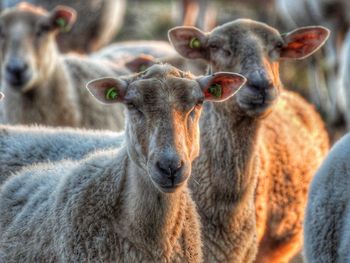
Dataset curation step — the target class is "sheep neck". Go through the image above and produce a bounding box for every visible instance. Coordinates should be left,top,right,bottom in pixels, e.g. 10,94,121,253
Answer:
121,160,189,257
190,100,261,261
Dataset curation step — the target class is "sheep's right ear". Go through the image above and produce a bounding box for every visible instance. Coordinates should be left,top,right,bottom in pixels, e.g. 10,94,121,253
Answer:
0,92,4,101
86,77,127,104
197,73,246,102
125,54,156,73
168,26,209,60
49,5,77,33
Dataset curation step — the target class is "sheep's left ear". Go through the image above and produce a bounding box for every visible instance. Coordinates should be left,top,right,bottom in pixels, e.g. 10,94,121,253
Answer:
197,72,246,102
49,5,77,33
280,26,330,60
0,92,4,100
168,26,209,60
125,54,156,73
86,77,127,104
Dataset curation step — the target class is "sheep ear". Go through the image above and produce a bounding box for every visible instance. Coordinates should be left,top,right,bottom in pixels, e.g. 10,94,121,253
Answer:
168,26,209,60
86,77,127,104
49,5,77,33
197,72,246,102
280,26,330,60
125,54,156,73
0,92,4,101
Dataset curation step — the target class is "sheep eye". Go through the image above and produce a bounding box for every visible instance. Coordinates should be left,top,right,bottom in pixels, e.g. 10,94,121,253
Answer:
126,102,136,109
196,99,204,107
275,41,283,49
36,24,51,37
127,102,144,115
209,43,219,51
224,50,232,56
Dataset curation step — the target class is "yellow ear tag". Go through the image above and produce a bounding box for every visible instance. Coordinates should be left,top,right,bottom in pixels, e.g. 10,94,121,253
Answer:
189,37,201,49
56,18,70,32
105,87,118,100
208,83,222,98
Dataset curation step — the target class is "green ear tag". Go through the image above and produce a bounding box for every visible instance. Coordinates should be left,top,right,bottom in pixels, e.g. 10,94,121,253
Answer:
55,18,70,32
105,87,118,100
208,83,222,98
189,37,201,49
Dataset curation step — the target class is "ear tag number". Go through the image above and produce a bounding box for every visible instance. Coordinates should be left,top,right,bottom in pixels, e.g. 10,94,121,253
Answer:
56,18,70,32
189,37,201,49
208,83,222,98
105,87,118,100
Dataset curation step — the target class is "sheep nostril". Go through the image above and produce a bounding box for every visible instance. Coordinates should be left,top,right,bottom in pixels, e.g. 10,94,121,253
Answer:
156,160,184,178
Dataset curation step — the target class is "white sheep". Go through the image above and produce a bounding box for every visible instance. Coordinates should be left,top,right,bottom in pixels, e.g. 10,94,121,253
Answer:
0,64,246,262
304,132,350,262
0,124,124,185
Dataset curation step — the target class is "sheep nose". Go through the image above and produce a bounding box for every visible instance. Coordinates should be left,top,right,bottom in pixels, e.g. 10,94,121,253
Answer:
6,59,28,76
156,159,183,181
5,58,31,87
247,71,274,91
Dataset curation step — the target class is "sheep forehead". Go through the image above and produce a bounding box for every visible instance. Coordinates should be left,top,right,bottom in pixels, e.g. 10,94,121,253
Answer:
128,64,201,110
211,19,282,51
0,11,43,36
140,64,195,80
1,8,45,25
128,76,201,112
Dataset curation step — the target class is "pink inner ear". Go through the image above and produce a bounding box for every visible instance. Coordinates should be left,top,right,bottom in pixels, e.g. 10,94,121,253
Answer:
56,10,73,24
88,79,125,103
125,55,155,72
51,7,77,31
205,76,242,100
282,29,329,58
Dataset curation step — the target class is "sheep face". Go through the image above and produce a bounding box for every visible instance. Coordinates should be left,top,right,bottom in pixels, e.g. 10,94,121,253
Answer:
0,3,76,93
169,19,329,116
87,64,246,193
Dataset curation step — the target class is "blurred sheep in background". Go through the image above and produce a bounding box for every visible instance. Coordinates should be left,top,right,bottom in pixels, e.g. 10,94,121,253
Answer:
1,0,126,53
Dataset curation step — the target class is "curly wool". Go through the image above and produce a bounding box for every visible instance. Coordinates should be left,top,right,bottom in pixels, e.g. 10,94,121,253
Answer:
304,132,350,263
0,124,124,185
0,148,202,262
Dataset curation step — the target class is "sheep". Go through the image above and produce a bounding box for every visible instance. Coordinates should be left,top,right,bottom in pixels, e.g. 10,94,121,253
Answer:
168,19,330,262
304,132,350,262
0,3,128,130
0,124,124,185
0,64,247,262
1,0,126,53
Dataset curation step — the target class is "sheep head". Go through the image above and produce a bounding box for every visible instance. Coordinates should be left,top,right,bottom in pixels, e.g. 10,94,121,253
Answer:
87,64,246,193
0,3,76,93
168,19,330,117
